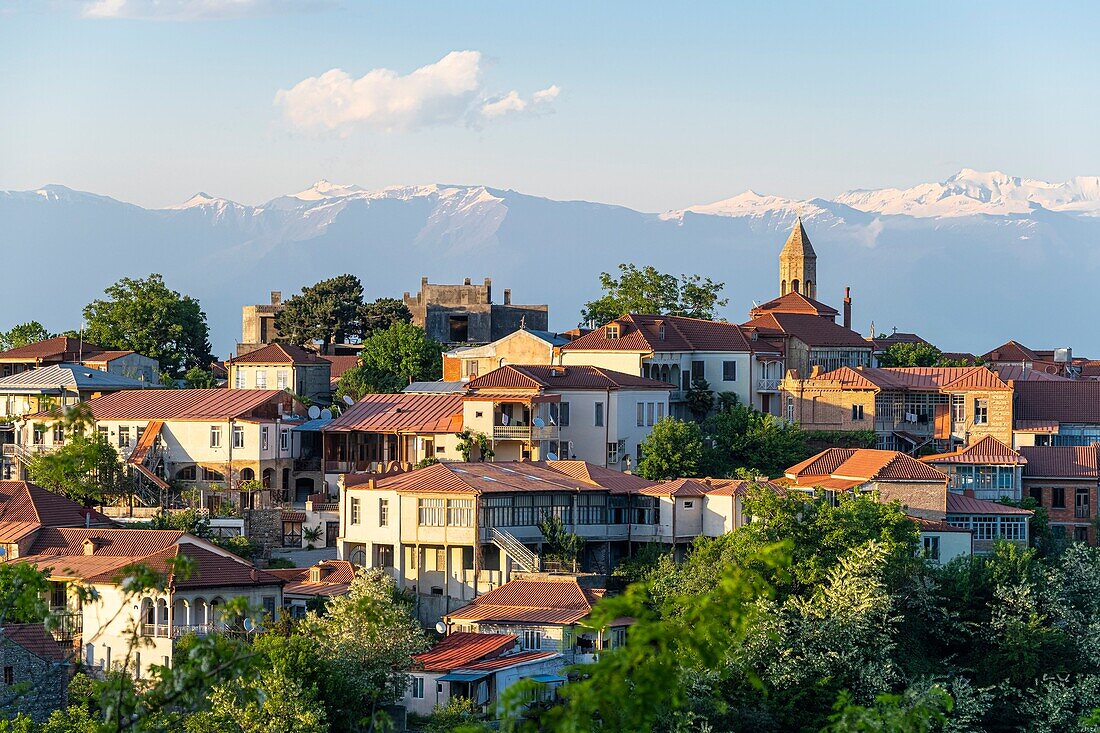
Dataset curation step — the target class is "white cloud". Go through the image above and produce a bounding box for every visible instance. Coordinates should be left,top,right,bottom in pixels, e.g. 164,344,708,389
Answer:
275,51,560,133
82,0,329,20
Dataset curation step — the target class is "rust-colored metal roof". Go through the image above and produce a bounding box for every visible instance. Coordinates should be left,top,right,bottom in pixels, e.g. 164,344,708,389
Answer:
227,342,327,365
802,365,1025,392
1015,381,1100,423
82,350,137,363
946,492,1033,516
537,461,657,494
81,388,290,421
362,460,656,496
562,314,759,354
1,623,66,662
787,449,947,484
1020,446,1100,479
0,337,104,362
446,578,602,625
922,436,1026,465
324,392,464,433
414,632,517,672
638,478,711,497
467,364,672,391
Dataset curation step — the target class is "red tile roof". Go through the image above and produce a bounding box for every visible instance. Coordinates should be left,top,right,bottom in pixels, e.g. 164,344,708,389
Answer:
82,350,137,363
0,481,114,542
983,340,1040,363
268,560,357,598
324,392,464,433
321,355,360,380
638,478,711,497
561,314,764,354
945,493,1033,516
0,337,104,363
922,436,1026,465
785,448,859,478
749,291,839,318
1020,446,1100,479
227,342,327,365
78,388,292,421
1,623,66,662
1015,382,1100,424
786,448,947,484
466,365,672,391
446,578,604,625
28,527,184,557
700,478,784,497
743,312,870,348
414,632,517,672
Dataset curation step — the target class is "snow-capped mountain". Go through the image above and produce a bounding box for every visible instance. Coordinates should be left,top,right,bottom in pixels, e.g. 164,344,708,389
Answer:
2,170,1100,356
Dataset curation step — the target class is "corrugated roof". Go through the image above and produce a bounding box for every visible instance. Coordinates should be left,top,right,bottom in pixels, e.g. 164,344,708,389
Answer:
1015,382,1100,424
0,337,104,362
467,365,672,391
537,461,657,494
0,363,153,393
1020,446,1100,479
227,342,327,365
403,381,467,394
922,436,1026,465
446,578,602,625
638,478,711,497
562,314,760,354
785,448,859,479
324,392,463,433
79,388,291,421
414,632,517,672
946,493,1033,516
358,460,657,496
801,366,1020,392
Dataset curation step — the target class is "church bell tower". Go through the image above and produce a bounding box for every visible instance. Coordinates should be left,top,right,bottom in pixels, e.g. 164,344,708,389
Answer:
779,216,817,299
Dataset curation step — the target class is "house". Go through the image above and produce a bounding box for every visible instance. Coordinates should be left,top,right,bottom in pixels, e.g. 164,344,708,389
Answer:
1012,381,1100,447
13,388,314,511
920,435,1027,503
0,337,158,382
226,342,332,405
982,340,1090,379
463,364,673,468
321,392,466,481
0,623,69,722
783,447,1032,555
0,363,153,419
0,487,283,679
443,575,628,665
1020,446,1099,544
403,277,548,346
443,327,570,382
268,559,356,616
781,365,1060,454
560,315,781,416
336,460,658,621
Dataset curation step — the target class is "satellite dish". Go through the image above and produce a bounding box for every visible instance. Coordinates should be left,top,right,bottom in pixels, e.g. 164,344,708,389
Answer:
533,417,545,428
243,618,256,633
501,413,510,426
320,409,333,420
435,622,447,634
342,395,355,406
308,405,321,419
546,452,558,461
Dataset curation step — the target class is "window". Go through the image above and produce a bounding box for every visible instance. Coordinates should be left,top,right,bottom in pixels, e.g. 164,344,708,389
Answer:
683,500,694,509
1076,488,1091,518
464,360,479,378
261,426,269,451
923,536,940,561
97,426,108,443
277,370,288,390
262,596,276,619
210,426,222,448
234,369,245,389
657,402,665,421
559,402,570,427
974,399,989,425
118,426,130,448
280,428,290,452
282,521,302,547
3,666,12,686
232,425,245,449
255,370,267,388
424,548,446,571
607,441,620,464
637,402,645,427
53,425,64,444
1075,526,1090,542
647,402,655,426
373,543,395,568
411,677,425,699
691,360,705,382
1052,487,1066,509
449,315,470,343
201,467,224,481
951,394,965,423
522,630,542,650
722,361,737,381
379,499,389,526
594,402,604,427
605,324,620,339
447,499,473,526
418,498,446,526
786,396,794,421
176,465,197,481
350,498,361,524
851,404,864,421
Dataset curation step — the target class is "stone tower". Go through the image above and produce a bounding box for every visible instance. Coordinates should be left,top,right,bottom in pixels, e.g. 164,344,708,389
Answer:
779,216,817,299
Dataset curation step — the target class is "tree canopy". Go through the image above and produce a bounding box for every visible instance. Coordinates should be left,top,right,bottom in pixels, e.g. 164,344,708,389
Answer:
82,274,212,377
26,404,126,505
0,321,51,352
581,264,729,325
876,341,973,368
636,417,703,480
360,297,412,339
275,275,364,348
359,321,443,387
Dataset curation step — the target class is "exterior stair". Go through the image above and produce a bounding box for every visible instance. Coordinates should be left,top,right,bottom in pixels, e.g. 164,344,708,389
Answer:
488,527,540,572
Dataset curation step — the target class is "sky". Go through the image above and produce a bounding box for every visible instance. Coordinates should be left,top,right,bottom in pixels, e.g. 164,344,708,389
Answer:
2,1,1099,213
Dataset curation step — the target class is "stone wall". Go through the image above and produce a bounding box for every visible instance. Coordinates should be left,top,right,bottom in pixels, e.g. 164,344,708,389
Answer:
0,638,67,722
243,507,283,560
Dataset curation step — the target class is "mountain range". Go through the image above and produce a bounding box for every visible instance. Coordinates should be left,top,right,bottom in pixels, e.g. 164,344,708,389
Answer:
3,169,1099,357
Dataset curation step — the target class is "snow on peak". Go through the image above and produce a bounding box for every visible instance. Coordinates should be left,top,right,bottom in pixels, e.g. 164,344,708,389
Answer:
660,190,822,221
165,191,245,211
290,180,366,201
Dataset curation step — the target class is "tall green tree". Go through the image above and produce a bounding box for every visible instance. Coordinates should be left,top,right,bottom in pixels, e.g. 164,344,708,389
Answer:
359,321,443,386
83,274,212,376
0,321,51,351
636,417,704,480
275,274,365,348
360,297,412,338
581,264,729,325
703,401,808,477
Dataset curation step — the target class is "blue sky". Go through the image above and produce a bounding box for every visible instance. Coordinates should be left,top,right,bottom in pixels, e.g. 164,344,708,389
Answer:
1,1,1098,211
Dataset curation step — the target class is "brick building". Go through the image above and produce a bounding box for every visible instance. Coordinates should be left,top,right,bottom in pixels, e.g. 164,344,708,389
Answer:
1021,445,1099,544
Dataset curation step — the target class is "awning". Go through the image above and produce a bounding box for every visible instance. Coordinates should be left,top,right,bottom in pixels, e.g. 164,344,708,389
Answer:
438,671,491,683
528,674,566,684
292,418,333,432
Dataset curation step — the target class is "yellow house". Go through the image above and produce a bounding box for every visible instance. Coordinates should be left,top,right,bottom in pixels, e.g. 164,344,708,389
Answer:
226,342,332,405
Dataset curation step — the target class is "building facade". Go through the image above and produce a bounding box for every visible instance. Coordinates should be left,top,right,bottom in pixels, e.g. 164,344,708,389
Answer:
403,277,549,346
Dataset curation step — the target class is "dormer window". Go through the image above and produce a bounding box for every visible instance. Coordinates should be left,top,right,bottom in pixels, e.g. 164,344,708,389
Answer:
605,324,620,340
309,565,322,583
656,321,666,341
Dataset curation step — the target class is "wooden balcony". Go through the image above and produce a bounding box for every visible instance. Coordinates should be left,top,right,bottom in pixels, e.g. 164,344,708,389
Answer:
492,425,559,441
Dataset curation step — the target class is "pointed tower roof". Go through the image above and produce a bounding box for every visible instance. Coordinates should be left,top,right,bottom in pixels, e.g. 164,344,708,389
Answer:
781,216,816,259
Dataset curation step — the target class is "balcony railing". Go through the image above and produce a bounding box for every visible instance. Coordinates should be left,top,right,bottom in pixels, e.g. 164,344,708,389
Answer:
756,378,782,392
48,610,83,641
140,623,171,638
492,425,559,441
669,390,686,401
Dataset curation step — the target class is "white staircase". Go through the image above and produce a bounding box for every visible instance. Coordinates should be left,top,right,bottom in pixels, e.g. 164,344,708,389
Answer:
488,527,540,572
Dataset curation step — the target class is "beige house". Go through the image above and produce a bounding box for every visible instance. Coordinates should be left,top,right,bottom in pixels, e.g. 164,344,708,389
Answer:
443,327,569,382
0,337,158,382
226,342,332,405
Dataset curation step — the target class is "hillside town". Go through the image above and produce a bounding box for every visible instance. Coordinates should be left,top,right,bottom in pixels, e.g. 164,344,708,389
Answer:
3,218,1100,731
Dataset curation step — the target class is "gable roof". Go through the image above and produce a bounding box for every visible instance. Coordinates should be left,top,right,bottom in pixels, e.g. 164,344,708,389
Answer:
786,448,947,484
1020,446,1100,479
0,363,153,394
349,460,658,496
537,461,657,493
923,436,1026,465
561,314,761,354
445,577,604,625
744,312,870,348
0,337,104,363
1,623,66,662
0,481,114,543
320,355,360,380
324,392,464,433
77,388,291,421
227,342,327,365
638,478,712,498
750,291,839,318
466,365,672,392
268,560,356,597
984,340,1041,363
413,632,517,672
1015,382,1100,424
801,365,1019,391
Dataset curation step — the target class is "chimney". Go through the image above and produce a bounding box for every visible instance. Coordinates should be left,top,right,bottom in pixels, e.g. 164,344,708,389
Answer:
810,365,824,378
484,277,492,302
270,291,282,306
422,277,429,288
843,287,852,330
504,288,512,305
463,277,472,285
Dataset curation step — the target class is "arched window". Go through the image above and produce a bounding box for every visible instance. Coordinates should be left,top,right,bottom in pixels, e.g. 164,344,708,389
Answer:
792,279,800,294
262,468,274,489
781,279,787,295
805,280,814,299
176,465,197,481
239,467,255,482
